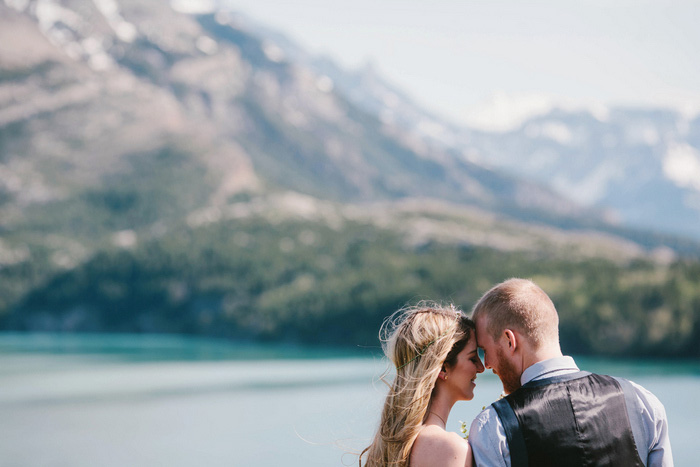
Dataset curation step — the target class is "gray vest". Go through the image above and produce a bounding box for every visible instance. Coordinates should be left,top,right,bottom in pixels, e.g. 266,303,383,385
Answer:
493,371,644,467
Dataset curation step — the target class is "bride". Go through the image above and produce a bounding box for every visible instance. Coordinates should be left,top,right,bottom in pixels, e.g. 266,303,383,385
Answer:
360,303,484,467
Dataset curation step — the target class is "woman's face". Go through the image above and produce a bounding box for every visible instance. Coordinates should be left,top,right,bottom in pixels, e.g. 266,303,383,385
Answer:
446,337,485,400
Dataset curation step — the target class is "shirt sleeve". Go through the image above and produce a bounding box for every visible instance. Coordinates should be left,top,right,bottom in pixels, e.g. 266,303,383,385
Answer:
468,406,510,467
619,378,674,467
637,382,673,467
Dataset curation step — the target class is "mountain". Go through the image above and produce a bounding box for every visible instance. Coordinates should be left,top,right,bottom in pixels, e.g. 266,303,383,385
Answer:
461,105,700,241
272,40,700,242
248,18,700,241
1,0,700,357
358,86,700,243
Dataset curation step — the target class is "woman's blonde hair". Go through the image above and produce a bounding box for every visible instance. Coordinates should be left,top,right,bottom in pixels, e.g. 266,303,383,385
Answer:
359,302,475,467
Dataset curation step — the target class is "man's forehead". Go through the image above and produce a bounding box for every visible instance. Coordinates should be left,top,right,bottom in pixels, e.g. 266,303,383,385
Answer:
474,315,488,332
474,316,490,346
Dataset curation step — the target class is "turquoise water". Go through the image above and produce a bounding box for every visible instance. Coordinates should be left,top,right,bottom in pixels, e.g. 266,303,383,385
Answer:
0,333,697,466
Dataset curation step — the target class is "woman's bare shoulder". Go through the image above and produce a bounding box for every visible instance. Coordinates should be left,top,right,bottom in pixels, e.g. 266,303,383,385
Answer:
411,426,471,467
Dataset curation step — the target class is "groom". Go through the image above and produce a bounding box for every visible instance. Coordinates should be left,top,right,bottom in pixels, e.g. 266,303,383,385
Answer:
468,278,672,467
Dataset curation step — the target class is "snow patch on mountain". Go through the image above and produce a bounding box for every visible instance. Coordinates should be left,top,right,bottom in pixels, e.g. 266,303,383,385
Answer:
624,122,660,146
663,143,700,191
4,0,29,11
262,41,284,63
195,35,218,55
92,0,137,43
25,0,123,71
315,75,334,93
525,121,574,145
461,92,554,132
552,160,624,206
35,0,82,35
461,92,610,133
170,0,217,15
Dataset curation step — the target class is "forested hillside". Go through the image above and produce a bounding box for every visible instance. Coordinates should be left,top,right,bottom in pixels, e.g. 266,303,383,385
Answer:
3,198,699,358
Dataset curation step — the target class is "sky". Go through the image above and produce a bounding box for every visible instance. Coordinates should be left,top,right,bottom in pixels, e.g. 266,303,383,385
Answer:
221,0,700,126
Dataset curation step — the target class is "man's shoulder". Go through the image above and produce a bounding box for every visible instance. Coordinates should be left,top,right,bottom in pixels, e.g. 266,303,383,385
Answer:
469,405,509,467
471,404,500,430
609,375,673,465
469,403,506,446
611,375,667,417
611,375,663,401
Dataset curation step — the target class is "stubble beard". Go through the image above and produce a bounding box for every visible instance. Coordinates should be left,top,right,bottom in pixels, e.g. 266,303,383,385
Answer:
496,346,522,395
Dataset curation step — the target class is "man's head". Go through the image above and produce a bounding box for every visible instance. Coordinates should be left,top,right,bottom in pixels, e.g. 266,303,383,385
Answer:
472,278,561,394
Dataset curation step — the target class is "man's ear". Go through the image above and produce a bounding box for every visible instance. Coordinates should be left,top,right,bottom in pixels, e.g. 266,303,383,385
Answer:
504,329,517,354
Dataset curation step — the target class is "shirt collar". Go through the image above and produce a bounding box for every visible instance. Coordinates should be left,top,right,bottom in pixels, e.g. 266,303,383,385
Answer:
521,355,579,386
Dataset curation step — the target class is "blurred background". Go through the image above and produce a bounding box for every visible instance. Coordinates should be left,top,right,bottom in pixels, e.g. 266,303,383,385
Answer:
0,0,699,465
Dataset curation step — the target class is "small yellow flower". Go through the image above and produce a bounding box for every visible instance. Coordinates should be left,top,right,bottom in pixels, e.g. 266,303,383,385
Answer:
459,420,469,439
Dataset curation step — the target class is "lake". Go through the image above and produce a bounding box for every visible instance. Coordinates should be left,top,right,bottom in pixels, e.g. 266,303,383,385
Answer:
0,333,697,466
